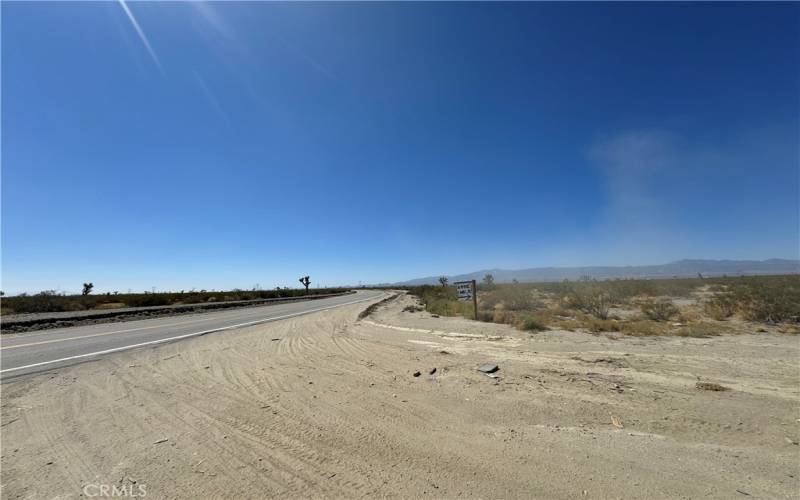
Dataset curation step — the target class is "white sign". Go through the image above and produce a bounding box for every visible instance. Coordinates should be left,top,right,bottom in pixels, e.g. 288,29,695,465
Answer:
455,281,473,301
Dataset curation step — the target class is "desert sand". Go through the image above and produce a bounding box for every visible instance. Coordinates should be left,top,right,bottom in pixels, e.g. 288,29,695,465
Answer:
2,292,798,498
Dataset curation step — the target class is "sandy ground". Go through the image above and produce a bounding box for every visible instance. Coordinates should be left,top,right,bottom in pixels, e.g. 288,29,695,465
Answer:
1,292,798,499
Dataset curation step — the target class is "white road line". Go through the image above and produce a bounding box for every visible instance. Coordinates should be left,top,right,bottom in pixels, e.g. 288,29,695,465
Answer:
1,298,341,349
1,297,339,341
1,316,229,349
0,294,381,375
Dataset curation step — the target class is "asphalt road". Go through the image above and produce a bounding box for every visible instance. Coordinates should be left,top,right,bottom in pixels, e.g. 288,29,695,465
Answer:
0,289,384,380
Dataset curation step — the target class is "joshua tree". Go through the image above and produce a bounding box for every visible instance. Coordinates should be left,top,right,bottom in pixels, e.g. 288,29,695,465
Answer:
299,276,311,292
438,276,448,287
82,282,94,296
483,273,495,289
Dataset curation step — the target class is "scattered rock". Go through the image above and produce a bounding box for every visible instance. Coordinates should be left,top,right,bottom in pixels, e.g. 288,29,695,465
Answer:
413,371,421,377
785,437,799,445
477,364,499,374
271,338,281,341
439,350,450,355
611,416,624,429
429,368,437,375
153,438,169,445
696,382,729,392
431,314,439,318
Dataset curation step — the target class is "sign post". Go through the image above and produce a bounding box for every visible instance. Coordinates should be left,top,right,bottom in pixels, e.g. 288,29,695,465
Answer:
454,279,478,320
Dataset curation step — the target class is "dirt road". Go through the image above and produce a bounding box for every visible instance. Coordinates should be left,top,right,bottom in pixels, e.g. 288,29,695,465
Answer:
2,293,798,498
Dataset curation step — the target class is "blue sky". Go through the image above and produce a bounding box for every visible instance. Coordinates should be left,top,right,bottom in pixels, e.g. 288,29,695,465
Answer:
2,2,798,294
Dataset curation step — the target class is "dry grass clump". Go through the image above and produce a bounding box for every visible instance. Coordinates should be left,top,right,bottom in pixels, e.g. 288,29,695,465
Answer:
674,323,729,338
619,320,672,336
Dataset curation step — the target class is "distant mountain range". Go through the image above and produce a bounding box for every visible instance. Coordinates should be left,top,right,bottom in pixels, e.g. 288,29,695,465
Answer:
393,259,800,286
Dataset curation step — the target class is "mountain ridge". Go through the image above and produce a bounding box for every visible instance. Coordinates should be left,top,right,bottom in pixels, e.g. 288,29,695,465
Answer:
392,259,800,286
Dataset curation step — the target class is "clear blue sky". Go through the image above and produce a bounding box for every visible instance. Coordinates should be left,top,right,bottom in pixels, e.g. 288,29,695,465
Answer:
2,2,798,294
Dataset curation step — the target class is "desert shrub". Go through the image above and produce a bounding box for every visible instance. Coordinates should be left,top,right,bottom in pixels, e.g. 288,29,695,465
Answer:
125,294,172,307
640,299,679,321
566,286,611,319
477,310,494,322
735,279,799,323
704,296,736,320
402,305,423,313
519,316,546,332
4,294,89,313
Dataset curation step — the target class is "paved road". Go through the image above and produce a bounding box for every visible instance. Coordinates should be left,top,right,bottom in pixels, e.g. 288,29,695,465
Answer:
1,290,384,380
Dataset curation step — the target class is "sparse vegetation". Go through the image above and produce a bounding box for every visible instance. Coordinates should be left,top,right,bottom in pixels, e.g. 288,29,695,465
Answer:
701,276,799,323
405,275,799,336
1,287,351,315
406,285,473,318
